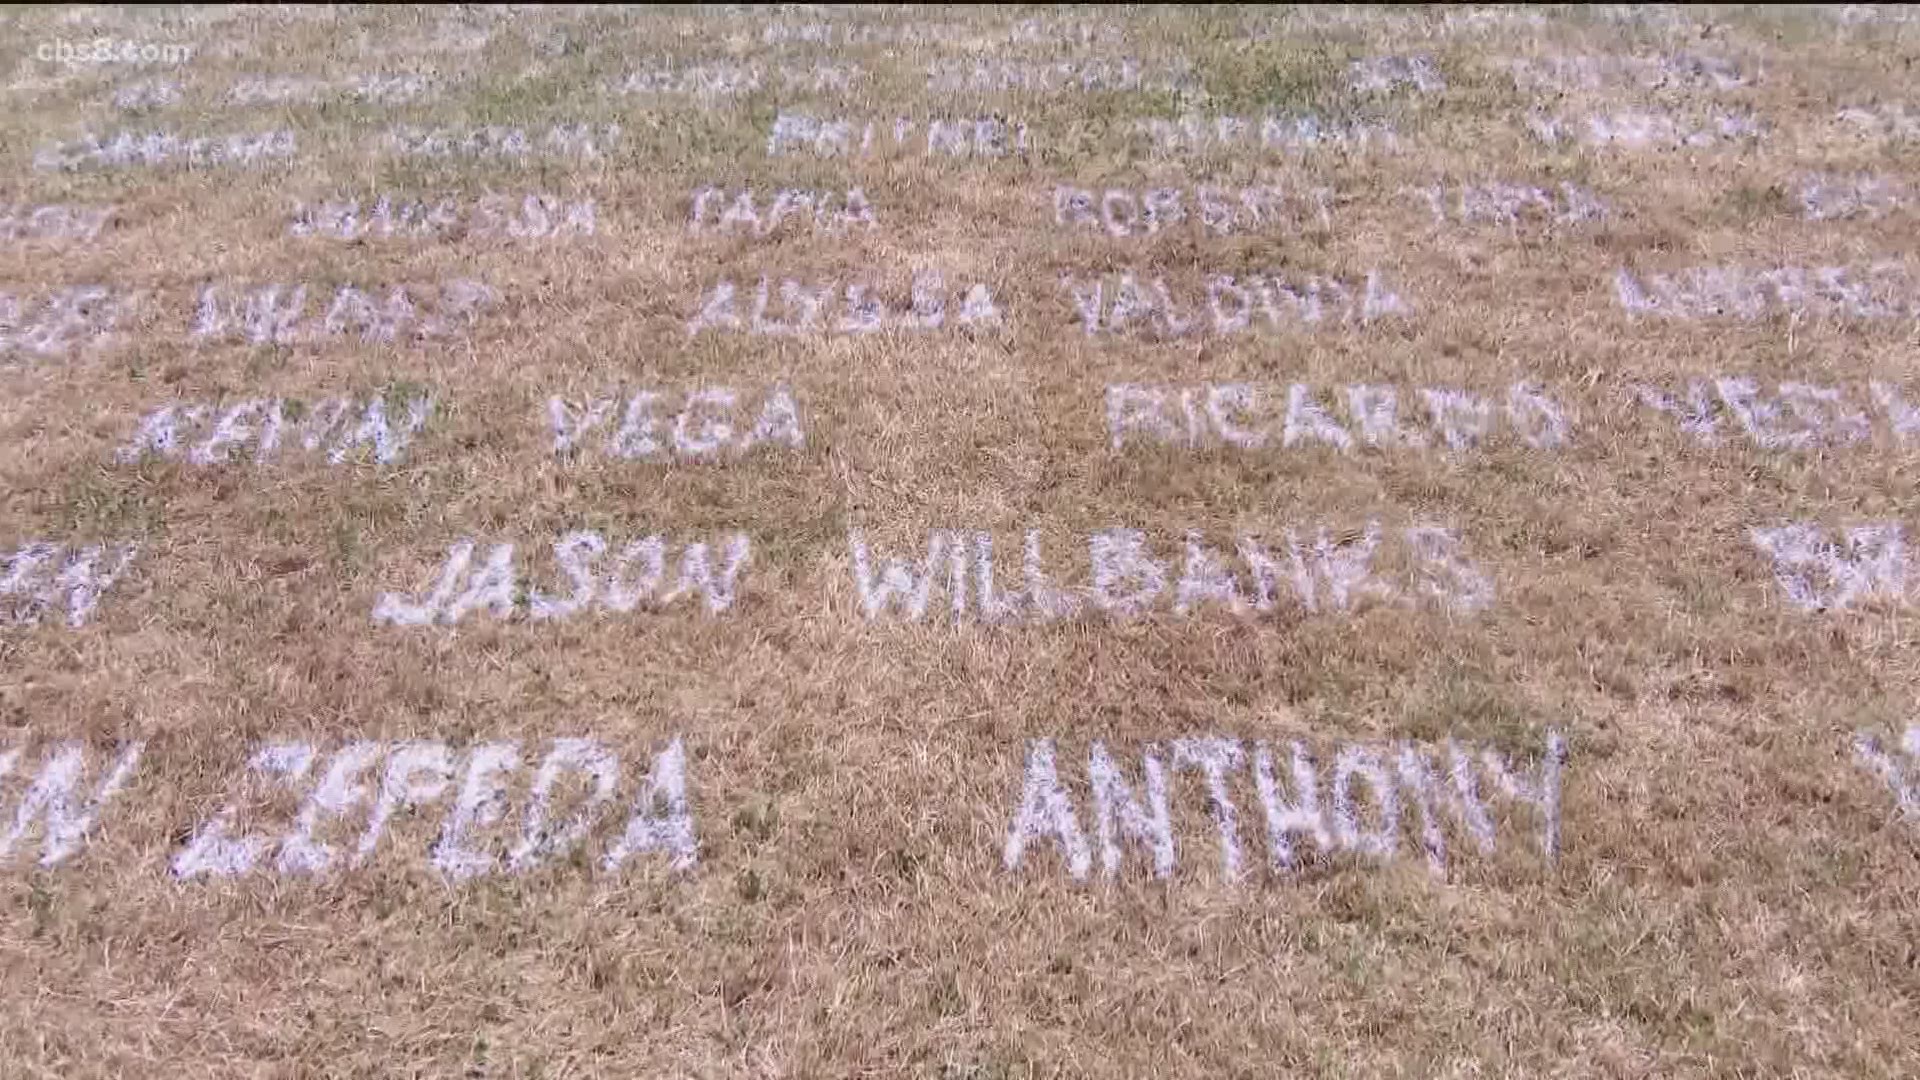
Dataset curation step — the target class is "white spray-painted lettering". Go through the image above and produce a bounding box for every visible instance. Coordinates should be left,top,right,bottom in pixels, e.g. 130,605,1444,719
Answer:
688,187,874,236
191,280,497,344
0,742,144,867
0,204,114,244
927,58,1194,95
0,541,138,628
292,194,596,240
1614,265,1918,321
1526,110,1762,149
1627,378,1920,449
1505,53,1751,92
1750,523,1910,611
228,73,434,106
1407,182,1607,227
374,532,752,626
0,287,142,358
34,129,295,171
849,525,1493,622
1062,272,1409,338
687,272,1000,335
1800,174,1908,221
615,62,861,96
117,393,435,467
384,124,621,161
1350,55,1445,94
1004,731,1563,881
1108,383,1568,452
1053,185,1331,236
112,79,182,111
173,737,695,880
1853,726,1920,821
549,386,804,460
767,114,1030,157
1834,105,1920,142
1136,115,1399,155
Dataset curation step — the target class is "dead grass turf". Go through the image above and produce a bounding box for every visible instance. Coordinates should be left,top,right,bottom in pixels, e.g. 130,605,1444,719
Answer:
0,4,1917,1077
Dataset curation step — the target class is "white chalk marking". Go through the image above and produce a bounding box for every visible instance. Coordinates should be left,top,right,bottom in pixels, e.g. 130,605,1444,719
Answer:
1854,726,1920,821
1006,731,1564,882
375,533,752,625
0,204,115,244
0,541,138,628
35,129,295,171
767,114,1029,157
172,743,315,879
1003,739,1093,880
1750,523,1910,611
1137,115,1399,155
191,281,496,344
1615,265,1916,321
0,742,143,867
292,194,596,240
688,274,999,336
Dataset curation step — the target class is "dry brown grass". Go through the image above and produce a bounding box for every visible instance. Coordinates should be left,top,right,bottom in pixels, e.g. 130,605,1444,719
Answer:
0,4,1917,1077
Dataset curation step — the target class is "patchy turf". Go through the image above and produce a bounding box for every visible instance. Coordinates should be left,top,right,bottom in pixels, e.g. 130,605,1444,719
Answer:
0,4,1918,1077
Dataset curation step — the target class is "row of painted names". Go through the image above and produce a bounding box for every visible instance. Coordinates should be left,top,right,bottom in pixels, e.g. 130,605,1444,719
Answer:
0,723,1912,887
5,508,1915,638
5,168,1908,249
25,99,1920,171
95,51,1772,112
86,378,1920,468
2,258,1917,356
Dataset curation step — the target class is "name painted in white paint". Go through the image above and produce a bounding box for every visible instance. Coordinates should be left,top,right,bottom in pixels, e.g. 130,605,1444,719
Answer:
549,386,804,460
766,114,1030,157
173,736,694,880
111,79,181,111
1062,271,1409,338
384,124,622,161
1505,53,1751,92
34,128,296,171
1,541,139,628
1136,115,1399,155
1854,726,1920,822
1633,378,1920,448
0,742,144,867
1408,182,1608,227
1526,110,1762,149
291,194,597,240
228,73,433,106
1108,383,1570,452
758,15,1122,49
1749,523,1911,611
1350,55,1445,94
688,187,874,236
117,393,434,467
1614,265,1918,321
687,272,1000,336
373,532,752,626
0,204,114,244
1834,104,1920,141
1003,731,1564,882
1053,185,1331,236
615,62,860,96
0,287,142,359
191,280,497,345
927,58,1194,94
1800,174,1908,220
849,525,1493,622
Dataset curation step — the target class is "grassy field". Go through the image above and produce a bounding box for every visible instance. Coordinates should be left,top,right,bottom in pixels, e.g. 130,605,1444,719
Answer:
1,4,1918,1076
